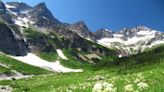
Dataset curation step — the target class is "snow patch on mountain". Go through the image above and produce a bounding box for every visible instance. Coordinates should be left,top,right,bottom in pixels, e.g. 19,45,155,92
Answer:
42,16,49,20
137,30,156,35
97,26,164,57
14,17,34,27
6,8,18,15
149,40,164,48
56,49,68,60
10,53,82,73
5,4,16,9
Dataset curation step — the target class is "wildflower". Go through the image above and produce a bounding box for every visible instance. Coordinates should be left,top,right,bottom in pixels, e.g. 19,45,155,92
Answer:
137,73,144,80
137,82,149,90
92,82,103,92
102,82,113,87
124,84,134,92
91,75,106,81
104,87,117,92
134,78,140,84
92,82,116,92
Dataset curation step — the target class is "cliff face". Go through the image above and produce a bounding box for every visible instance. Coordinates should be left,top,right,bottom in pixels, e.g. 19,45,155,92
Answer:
0,23,28,56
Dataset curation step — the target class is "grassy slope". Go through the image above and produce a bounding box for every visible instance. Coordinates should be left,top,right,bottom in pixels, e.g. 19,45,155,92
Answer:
0,45,164,92
0,66,12,75
0,53,52,75
36,52,58,62
24,28,61,62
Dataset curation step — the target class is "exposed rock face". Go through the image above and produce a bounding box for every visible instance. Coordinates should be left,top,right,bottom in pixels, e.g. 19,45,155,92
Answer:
29,2,61,28
0,1,6,13
97,26,164,57
0,23,27,56
6,2,32,13
53,27,113,56
68,21,96,41
1,1,164,58
94,29,113,39
0,2,13,23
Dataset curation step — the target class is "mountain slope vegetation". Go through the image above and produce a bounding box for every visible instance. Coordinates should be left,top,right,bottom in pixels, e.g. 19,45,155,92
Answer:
0,1,164,92
0,45,163,92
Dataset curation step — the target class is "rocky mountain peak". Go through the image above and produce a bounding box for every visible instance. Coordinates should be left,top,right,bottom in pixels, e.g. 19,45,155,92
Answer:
34,2,47,11
94,29,113,39
135,26,151,31
6,2,32,11
27,2,61,27
68,21,96,40
0,1,6,13
73,21,88,30
0,1,13,23
116,28,137,38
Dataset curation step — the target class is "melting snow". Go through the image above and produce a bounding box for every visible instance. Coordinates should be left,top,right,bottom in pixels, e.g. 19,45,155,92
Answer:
56,49,68,60
5,4,16,8
149,40,164,48
97,30,164,57
42,16,49,20
14,17,34,27
6,8,18,16
97,38,124,45
113,34,123,38
10,53,83,73
137,30,156,35
98,33,156,46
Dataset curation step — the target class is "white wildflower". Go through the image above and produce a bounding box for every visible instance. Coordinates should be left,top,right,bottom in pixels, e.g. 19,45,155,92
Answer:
137,82,149,90
92,82,116,92
137,73,144,80
66,89,72,92
92,82,103,92
104,87,117,92
124,84,134,92
134,78,140,84
102,82,113,87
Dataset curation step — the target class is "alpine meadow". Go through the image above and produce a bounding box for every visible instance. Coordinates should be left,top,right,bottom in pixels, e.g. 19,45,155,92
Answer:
0,1,164,92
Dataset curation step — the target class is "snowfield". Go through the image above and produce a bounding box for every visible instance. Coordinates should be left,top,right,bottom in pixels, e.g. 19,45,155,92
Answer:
10,53,83,73
14,17,34,27
97,29,164,56
5,4,16,9
56,49,68,60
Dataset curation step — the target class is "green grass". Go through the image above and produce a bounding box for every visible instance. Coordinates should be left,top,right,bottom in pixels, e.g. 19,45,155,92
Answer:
0,59,163,92
36,52,58,62
0,66,12,75
0,53,52,75
0,45,164,92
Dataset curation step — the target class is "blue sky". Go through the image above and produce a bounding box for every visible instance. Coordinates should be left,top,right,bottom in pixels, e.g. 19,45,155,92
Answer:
4,0,164,32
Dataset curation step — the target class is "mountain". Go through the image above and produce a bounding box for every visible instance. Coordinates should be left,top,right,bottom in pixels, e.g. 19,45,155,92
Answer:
97,26,164,57
0,1,116,67
67,21,96,41
0,1,164,61
0,1,13,23
28,2,61,28
0,1,164,92
5,2,61,28
0,21,28,56
6,2,32,13
93,29,113,39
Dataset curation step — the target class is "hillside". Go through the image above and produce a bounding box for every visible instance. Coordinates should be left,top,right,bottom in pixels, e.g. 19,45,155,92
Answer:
0,45,164,92
0,1,164,92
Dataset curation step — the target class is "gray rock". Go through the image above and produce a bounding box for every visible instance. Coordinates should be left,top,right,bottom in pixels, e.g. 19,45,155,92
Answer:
0,23,27,56
0,2,13,23
29,2,61,28
94,29,113,39
68,21,96,41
